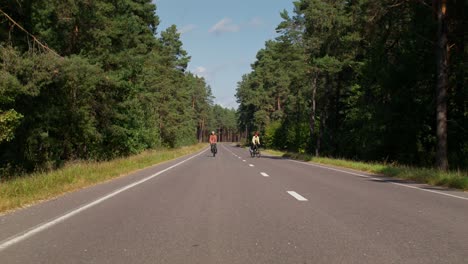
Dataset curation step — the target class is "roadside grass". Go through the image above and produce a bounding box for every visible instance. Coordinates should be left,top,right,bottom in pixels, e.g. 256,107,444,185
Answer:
0,144,206,214
264,149,468,191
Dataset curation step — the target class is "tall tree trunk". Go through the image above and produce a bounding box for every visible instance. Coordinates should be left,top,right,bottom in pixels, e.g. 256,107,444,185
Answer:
316,110,328,157
202,119,205,142
315,111,323,157
245,127,248,144
436,0,449,170
315,75,331,157
277,96,281,111
198,119,204,142
309,72,318,148
333,76,341,156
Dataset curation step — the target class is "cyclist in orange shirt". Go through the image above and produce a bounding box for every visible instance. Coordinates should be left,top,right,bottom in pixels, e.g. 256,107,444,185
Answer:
209,131,217,156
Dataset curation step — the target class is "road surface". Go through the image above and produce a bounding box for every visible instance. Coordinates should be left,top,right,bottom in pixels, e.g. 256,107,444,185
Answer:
1,143,467,263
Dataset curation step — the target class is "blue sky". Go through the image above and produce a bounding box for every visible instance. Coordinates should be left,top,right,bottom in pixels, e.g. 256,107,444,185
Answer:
153,0,294,109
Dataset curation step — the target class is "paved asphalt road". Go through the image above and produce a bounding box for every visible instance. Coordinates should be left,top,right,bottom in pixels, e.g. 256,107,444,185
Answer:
1,143,467,264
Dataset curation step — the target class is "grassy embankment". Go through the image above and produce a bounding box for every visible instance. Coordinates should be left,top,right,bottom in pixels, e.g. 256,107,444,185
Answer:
0,144,207,214
264,149,468,191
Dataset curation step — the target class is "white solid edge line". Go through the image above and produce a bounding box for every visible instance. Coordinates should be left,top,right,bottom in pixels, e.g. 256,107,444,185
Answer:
261,172,269,177
0,148,208,251
289,160,468,201
289,160,366,177
287,191,308,201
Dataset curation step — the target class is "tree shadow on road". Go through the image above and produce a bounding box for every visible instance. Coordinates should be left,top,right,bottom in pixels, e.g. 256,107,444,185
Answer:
255,155,286,160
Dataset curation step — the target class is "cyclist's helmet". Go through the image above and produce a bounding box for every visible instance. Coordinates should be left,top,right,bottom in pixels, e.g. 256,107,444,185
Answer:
211,131,215,134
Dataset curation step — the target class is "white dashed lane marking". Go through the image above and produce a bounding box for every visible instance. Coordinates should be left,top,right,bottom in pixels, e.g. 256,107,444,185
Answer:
287,191,308,201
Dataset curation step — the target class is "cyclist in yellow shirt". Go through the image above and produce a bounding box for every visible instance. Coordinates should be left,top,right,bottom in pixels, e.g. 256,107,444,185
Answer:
250,131,260,156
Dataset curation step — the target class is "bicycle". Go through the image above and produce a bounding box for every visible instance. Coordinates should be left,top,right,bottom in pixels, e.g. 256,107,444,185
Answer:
250,144,260,158
211,143,217,157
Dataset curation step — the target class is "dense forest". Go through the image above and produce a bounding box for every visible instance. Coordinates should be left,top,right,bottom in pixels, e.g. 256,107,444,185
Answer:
1,0,466,175
237,0,466,170
0,0,237,175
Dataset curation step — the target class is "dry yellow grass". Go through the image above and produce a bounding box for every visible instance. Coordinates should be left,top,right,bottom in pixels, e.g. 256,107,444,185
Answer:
264,149,468,191
0,144,206,214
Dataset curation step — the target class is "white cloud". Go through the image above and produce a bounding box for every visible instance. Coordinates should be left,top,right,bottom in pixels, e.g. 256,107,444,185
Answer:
194,66,207,73
209,18,240,35
178,24,197,34
216,97,239,109
208,17,264,35
193,66,209,79
248,17,264,28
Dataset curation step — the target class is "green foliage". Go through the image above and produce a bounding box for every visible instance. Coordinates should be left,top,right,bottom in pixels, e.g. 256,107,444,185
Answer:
264,120,281,148
160,25,191,71
0,0,226,175
209,105,239,142
0,109,23,142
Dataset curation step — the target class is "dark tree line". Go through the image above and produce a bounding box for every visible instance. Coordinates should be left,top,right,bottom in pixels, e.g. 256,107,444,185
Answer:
236,0,467,170
0,0,237,175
